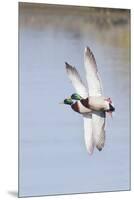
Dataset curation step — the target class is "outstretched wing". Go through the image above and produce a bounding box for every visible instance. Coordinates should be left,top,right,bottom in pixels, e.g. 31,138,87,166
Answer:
66,62,94,154
84,47,105,151
65,62,88,98
84,47,103,96
83,113,94,154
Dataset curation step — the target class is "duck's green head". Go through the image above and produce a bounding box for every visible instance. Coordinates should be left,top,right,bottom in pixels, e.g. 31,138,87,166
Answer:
71,93,82,100
63,98,73,105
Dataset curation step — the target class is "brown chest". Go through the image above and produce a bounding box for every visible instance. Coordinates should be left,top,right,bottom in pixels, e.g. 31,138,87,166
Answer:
71,102,80,113
71,101,92,114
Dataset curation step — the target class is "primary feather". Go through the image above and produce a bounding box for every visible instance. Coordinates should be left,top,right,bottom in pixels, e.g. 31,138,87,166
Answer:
84,47,103,96
65,62,88,99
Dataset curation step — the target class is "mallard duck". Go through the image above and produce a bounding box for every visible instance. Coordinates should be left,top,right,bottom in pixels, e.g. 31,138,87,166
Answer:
62,47,115,154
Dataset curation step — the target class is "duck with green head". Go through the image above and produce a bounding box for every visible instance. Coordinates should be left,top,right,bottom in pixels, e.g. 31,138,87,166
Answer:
61,47,115,154
63,94,92,114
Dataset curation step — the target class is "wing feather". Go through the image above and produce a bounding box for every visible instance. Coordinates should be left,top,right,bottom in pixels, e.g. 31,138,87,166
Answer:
84,47,103,96
83,113,94,154
92,111,106,151
65,62,88,98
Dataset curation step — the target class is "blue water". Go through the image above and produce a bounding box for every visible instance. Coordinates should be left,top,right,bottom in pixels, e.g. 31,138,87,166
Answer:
19,3,130,197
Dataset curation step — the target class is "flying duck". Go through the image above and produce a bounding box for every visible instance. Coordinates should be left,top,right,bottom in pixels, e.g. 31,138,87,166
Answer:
62,47,115,154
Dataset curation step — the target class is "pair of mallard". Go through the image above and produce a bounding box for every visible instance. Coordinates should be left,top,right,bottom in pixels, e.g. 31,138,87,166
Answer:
61,47,115,155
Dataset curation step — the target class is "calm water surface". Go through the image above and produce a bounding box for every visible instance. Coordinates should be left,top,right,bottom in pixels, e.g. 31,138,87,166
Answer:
19,3,130,197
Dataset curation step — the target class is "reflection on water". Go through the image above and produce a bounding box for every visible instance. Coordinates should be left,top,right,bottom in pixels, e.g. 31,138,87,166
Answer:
19,3,130,197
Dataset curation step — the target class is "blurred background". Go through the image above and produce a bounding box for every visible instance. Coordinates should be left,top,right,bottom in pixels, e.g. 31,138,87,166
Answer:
19,3,130,197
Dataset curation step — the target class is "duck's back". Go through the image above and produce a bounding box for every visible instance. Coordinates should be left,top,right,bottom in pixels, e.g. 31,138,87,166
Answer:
88,96,107,111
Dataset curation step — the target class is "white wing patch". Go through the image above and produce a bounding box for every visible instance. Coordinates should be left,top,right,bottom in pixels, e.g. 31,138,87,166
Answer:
83,113,94,154
84,47,103,96
65,62,88,99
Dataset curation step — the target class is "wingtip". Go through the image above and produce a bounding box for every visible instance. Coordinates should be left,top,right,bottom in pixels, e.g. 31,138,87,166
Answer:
85,46,91,54
65,62,71,67
87,150,94,156
65,62,68,70
65,62,73,71
65,62,70,70
84,46,96,64
96,145,103,152
86,145,94,155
